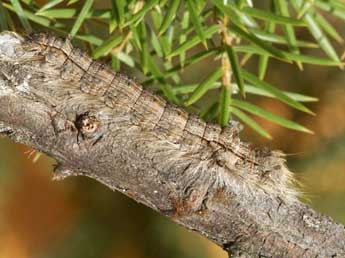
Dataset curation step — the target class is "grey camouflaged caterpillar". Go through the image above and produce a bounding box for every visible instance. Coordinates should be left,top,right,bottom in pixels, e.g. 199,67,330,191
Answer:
0,31,299,215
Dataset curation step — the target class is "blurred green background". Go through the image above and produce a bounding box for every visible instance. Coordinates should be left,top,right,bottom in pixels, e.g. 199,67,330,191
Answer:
1,1,345,258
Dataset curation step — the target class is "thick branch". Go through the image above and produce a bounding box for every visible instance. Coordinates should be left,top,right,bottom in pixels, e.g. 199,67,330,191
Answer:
0,31,344,257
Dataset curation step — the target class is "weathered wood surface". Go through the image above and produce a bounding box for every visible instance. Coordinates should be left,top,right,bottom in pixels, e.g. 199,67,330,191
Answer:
0,31,345,257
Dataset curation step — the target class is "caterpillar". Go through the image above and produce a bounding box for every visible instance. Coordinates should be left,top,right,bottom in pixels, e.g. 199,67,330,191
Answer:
0,31,299,216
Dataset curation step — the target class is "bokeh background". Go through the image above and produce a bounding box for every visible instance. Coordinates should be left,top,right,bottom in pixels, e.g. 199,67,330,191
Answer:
1,1,345,258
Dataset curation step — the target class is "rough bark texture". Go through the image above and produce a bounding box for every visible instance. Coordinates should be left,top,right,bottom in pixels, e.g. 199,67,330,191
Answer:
0,31,345,258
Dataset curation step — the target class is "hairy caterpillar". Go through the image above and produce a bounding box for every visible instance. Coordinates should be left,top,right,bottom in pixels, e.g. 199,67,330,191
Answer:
0,32,299,216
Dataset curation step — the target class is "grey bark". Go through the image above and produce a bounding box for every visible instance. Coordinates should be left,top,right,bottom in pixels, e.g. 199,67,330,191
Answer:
0,31,344,258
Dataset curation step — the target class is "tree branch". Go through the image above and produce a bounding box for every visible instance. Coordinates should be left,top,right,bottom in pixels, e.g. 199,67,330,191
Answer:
0,31,344,257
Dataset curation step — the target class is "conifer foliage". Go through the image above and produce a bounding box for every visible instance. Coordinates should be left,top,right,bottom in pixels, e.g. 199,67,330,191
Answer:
1,0,344,138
